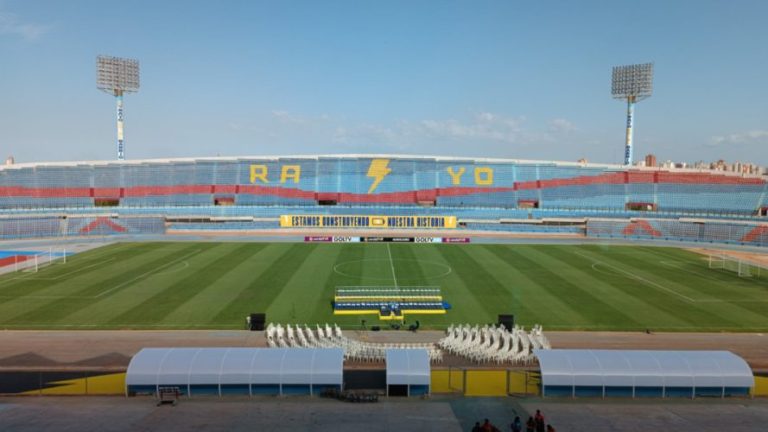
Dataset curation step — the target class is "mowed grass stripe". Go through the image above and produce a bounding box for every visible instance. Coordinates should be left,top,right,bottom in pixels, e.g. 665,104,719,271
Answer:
0,243,158,296
573,246,760,329
481,245,593,328
539,246,691,329
323,244,383,328
0,242,135,285
623,247,768,300
0,243,206,324
267,244,344,323
0,244,127,289
209,243,318,326
107,243,258,326
433,245,508,324
390,244,450,326
462,245,553,324
501,245,643,329
53,246,214,326
622,247,768,325
1,242,767,331
591,245,768,320
488,245,607,328
390,244,430,285
158,243,275,326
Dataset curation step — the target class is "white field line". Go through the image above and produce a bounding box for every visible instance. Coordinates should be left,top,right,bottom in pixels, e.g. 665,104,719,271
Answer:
2,252,120,281
94,249,202,298
575,251,697,303
0,323,764,330
5,258,117,282
658,260,724,280
630,260,768,303
0,253,199,300
542,324,768,330
587,257,768,303
386,243,398,289
335,286,441,289
0,323,240,328
332,258,452,281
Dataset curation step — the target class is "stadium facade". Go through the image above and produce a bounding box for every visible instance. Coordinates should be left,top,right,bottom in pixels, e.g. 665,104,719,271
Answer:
0,155,766,246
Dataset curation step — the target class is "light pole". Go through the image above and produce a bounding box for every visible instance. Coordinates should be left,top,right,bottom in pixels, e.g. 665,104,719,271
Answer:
97,55,140,160
612,63,654,166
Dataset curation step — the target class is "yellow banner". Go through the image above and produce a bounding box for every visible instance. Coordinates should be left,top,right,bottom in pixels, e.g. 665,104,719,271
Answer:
280,215,456,229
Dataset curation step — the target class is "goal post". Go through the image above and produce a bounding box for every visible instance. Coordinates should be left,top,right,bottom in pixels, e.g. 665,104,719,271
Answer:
708,254,725,270
709,254,764,279
16,248,68,273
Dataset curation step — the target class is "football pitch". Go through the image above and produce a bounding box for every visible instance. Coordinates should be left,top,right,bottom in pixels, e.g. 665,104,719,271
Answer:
0,242,766,331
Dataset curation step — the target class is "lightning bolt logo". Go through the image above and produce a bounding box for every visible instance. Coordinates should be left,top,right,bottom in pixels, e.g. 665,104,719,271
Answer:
367,159,391,194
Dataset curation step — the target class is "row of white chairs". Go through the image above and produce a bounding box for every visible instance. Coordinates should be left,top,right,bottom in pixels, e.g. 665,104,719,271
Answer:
265,323,444,363
438,324,549,364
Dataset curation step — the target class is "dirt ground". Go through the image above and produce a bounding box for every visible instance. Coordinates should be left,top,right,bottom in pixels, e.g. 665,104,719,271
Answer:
0,395,766,432
1,329,766,371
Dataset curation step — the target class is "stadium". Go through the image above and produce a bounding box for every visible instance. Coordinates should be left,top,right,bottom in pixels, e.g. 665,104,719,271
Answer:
2,3,768,428
1,155,767,402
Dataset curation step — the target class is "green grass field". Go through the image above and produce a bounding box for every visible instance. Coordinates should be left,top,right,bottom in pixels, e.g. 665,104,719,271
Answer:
0,242,766,331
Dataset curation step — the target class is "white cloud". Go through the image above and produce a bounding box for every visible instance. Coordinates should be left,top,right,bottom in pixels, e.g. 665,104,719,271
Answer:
226,111,587,159
550,118,577,133
710,130,768,146
0,11,48,41
323,112,584,158
399,113,528,145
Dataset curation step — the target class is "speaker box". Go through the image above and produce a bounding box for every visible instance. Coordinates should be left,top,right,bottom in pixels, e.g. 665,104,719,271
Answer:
498,314,514,331
250,313,265,331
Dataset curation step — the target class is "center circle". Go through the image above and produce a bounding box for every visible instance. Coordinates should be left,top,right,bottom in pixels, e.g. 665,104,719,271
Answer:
333,259,452,281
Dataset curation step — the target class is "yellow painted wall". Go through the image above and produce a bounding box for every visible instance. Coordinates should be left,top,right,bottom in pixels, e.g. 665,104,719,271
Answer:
35,377,87,395
431,369,464,393
507,371,539,395
23,373,126,396
464,370,507,396
86,373,126,395
754,376,768,396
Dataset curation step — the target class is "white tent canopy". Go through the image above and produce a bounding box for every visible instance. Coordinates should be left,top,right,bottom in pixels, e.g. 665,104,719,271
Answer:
385,349,430,396
535,349,753,398
126,348,343,396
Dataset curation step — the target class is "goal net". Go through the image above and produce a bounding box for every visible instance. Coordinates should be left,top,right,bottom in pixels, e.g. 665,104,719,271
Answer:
709,254,764,278
16,248,68,273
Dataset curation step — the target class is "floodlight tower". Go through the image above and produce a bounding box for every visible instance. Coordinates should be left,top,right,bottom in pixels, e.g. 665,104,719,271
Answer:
611,63,653,166
97,55,140,160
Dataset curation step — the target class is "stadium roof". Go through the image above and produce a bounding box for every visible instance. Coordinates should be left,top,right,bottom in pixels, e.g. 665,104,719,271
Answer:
535,349,754,390
126,347,344,389
1,154,764,179
386,349,431,387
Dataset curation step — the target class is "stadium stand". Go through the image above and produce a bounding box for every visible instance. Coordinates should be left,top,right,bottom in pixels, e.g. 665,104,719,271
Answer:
0,155,766,246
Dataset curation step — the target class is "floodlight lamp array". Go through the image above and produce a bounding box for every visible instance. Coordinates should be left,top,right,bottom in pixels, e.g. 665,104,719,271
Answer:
97,55,140,94
611,63,653,101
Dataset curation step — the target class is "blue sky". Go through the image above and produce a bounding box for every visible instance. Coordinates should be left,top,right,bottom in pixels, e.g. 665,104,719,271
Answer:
1,0,767,165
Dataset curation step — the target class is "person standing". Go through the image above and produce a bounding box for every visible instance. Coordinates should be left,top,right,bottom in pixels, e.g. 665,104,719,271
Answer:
534,410,545,432
482,418,500,432
525,416,536,432
511,416,522,432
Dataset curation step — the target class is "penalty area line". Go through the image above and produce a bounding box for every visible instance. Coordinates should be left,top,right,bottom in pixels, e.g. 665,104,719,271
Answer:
575,251,697,303
94,249,202,298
